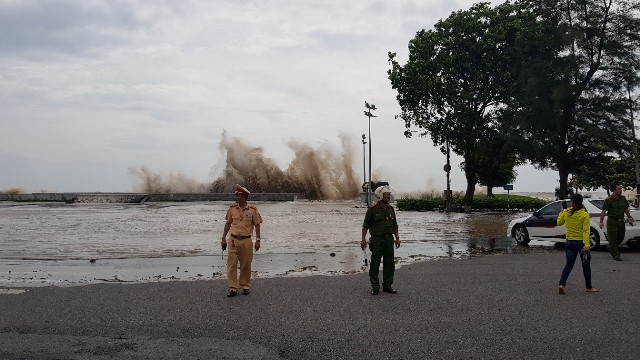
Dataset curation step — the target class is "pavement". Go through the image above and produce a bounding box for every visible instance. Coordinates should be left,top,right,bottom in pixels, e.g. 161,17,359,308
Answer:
1,249,640,360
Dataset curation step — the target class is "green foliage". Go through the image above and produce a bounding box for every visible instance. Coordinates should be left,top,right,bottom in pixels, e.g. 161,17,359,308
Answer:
388,2,525,206
471,134,519,194
571,155,638,191
509,0,640,199
396,194,548,212
389,0,640,201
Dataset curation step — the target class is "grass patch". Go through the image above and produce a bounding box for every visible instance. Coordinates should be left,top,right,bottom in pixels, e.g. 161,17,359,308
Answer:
396,194,548,212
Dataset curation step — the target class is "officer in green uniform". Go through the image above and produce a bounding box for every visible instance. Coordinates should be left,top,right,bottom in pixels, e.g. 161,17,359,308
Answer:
360,186,400,295
599,183,635,261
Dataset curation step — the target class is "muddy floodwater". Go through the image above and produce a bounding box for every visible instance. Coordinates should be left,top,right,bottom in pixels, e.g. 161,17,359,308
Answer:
0,201,540,287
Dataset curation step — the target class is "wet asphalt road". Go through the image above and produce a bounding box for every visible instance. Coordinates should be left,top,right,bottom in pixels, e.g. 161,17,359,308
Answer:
1,248,640,360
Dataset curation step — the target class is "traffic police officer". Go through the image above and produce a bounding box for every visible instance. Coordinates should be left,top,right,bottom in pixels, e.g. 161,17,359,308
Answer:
221,184,263,297
599,183,634,261
360,186,400,295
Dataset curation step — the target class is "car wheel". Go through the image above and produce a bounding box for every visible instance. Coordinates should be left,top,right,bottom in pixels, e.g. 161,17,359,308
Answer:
589,228,601,249
513,224,530,245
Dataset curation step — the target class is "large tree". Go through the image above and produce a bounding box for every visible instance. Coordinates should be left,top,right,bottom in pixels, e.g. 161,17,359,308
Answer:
510,0,640,198
388,2,524,207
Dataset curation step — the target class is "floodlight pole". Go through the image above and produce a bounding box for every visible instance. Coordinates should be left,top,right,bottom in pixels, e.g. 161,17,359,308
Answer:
368,115,372,206
362,134,367,198
445,139,451,213
364,102,377,206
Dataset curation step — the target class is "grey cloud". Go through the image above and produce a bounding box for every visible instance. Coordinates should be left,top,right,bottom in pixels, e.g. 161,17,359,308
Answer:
0,0,178,59
306,30,375,53
1,0,546,194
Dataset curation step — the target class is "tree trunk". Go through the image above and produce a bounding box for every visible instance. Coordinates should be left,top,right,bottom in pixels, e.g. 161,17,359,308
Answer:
463,156,477,210
464,179,476,211
558,163,569,200
487,187,494,196
557,104,573,200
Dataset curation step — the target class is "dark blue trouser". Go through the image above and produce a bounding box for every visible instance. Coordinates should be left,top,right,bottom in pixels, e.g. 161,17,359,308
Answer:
559,240,592,289
369,234,395,290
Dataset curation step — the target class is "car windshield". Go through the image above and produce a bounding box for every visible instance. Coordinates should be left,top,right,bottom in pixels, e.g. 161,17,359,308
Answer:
538,201,563,216
589,199,604,210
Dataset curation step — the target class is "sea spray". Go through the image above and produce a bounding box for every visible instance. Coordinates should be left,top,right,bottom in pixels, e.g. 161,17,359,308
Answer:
130,131,360,200
129,167,209,193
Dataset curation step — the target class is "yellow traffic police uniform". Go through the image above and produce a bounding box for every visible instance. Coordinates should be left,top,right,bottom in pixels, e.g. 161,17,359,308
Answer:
225,203,263,291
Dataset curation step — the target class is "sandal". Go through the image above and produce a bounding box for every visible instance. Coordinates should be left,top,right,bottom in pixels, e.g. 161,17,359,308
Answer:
558,285,565,294
586,288,599,293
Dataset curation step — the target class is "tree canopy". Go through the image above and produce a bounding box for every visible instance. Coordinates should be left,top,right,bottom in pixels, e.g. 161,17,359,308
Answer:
388,2,524,206
389,0,640,199
511,0,640,198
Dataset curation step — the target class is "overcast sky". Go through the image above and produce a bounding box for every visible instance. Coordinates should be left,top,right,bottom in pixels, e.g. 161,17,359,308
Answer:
0,0,562,194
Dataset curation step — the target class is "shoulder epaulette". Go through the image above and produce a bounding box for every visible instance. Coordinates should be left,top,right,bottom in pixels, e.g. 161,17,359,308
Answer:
248,205,258,210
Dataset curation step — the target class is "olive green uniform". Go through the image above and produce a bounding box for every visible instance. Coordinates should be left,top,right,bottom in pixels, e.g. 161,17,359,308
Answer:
603,195,629,259
363,203,398,291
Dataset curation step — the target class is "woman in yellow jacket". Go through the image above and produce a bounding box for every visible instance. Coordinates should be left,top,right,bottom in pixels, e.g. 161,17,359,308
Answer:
557,193,599,294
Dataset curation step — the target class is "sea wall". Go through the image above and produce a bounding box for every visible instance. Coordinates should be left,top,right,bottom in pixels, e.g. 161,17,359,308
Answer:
0,193,305,203
0,193,72,202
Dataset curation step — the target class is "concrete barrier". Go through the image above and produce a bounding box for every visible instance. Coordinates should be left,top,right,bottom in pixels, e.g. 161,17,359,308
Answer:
0,193,76,202
73,194,148,203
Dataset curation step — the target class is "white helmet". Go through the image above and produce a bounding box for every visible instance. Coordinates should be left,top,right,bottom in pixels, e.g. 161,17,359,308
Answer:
374,186,391,199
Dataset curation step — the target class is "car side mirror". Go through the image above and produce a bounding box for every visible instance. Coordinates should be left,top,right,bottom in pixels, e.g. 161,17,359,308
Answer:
533,211,540,218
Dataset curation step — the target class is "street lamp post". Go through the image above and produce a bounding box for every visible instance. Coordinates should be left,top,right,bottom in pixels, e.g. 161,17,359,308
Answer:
361,134,367,198
364,101,377,206
444,139,451,212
